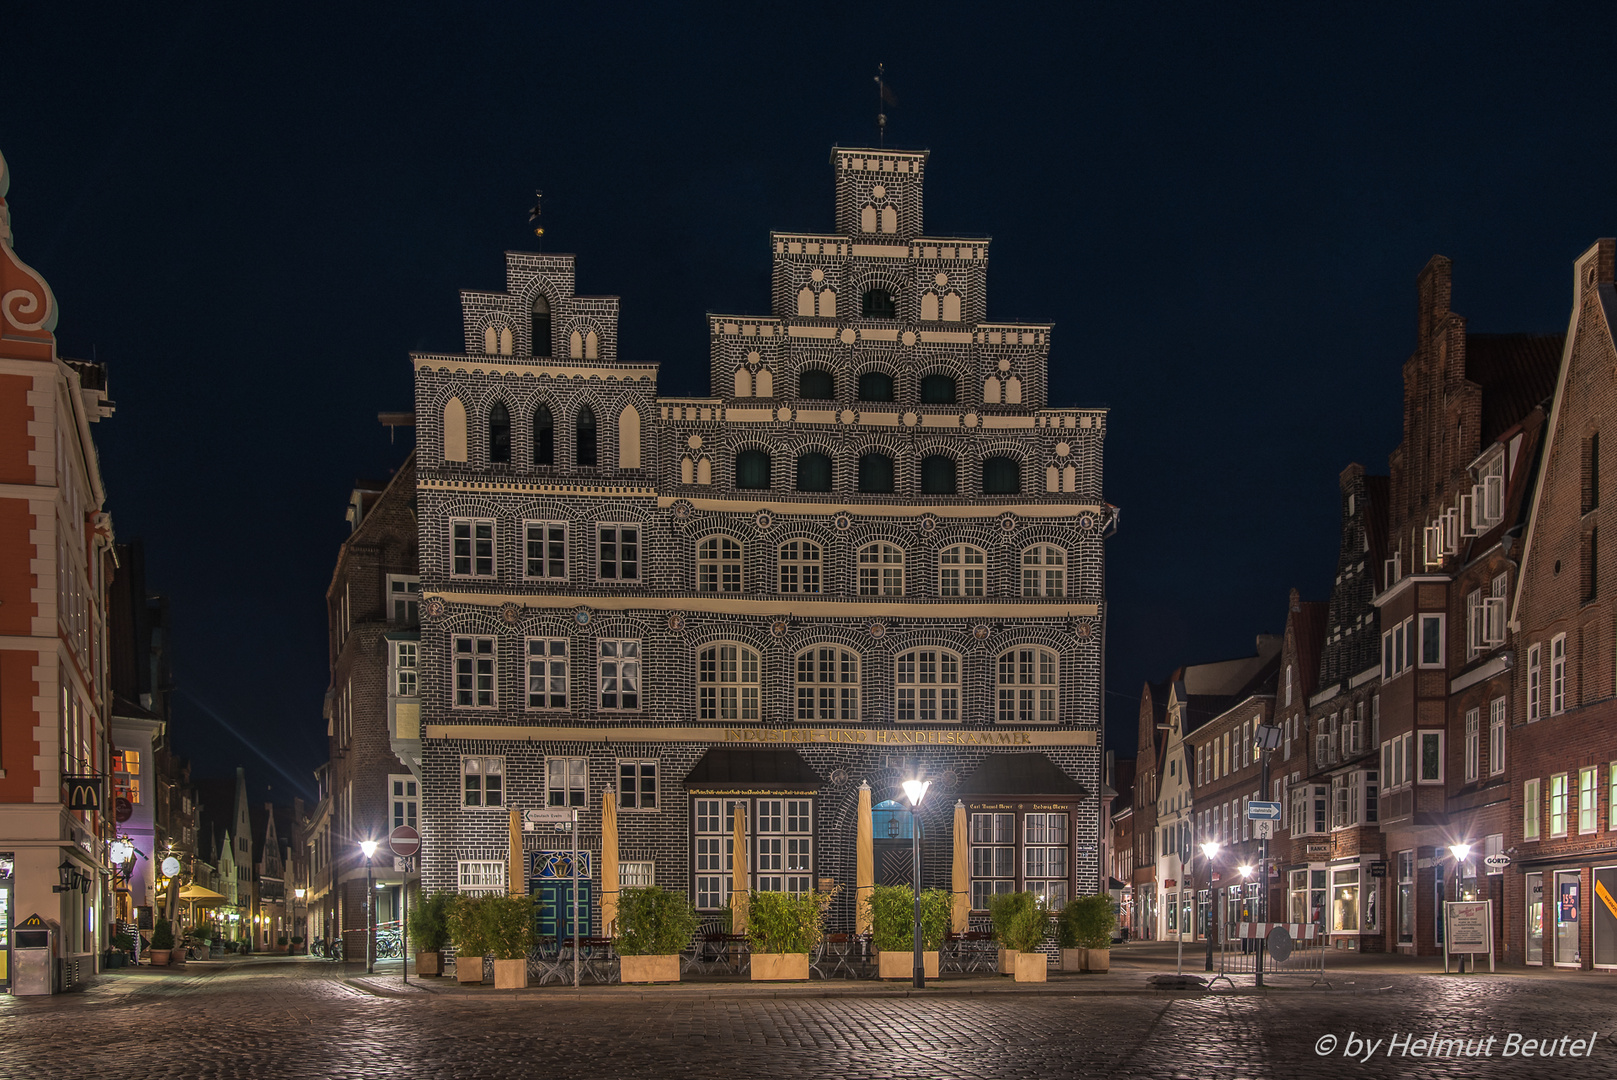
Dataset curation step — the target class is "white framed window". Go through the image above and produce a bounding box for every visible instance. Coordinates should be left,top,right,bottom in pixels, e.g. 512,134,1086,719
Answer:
1464,708,1480,783
755,798,813,894
1024,812,1070,909
598,639,641,710
1579,767,1599,834
389,774,418,830
1418,613,1445,668
699,643,760,721
1380,733,1412,790
387,574,421,623
970,811,1017,910
393,640,418,697
1550,633,1567,715
1020,545,1066,597
526,638,568,710
1524,777,1541,841
1418,730,1443,784
617,760,657,811
796,646,860,721
453,636,497,708
778,540,821,594
857,543,904,596
457,860,506,895
997,647,1058,723
1528,643,1542,721
462,756,504,807
939,544,986,597
1549,772,1569,838
620,860,655,888
451,519,496,578
694,799,734,910
1489,697,1506,776
597,524,640,581
523,521,567,580
1466,588,1484,659
1289,784,1328,836
895,649,961,722
1611,764,1617,832
547,756,588,808
697,535,743,592
1382,615,1415,679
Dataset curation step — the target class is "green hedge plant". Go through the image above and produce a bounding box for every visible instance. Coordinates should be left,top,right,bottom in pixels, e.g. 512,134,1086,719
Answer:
447,894,491,958
745,888,835,955
865,885,952,953
616,886,701,956
150,918,175,951
1058,895,1115,950
988,892,1048,953
410,890,454,952
479,894,536,961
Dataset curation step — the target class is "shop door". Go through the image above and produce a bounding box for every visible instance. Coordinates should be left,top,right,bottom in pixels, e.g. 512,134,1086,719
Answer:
1525,873,1543,965
1594,867,1617,969
1555,871,1580,966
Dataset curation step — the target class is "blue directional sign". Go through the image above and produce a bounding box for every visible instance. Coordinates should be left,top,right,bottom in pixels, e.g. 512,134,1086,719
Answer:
1246,800,1282,820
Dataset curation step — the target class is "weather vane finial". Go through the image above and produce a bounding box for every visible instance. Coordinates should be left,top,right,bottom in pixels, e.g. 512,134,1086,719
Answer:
528,189,544,244
873,65,897,147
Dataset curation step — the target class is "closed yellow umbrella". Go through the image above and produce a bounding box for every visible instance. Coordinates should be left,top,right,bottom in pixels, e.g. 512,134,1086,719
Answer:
601,786,620,936
951,799,969,933
508,807,523,898
731,801,748,934
856,782,874,935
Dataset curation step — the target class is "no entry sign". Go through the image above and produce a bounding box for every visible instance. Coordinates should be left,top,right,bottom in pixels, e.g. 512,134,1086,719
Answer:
388,825,421,859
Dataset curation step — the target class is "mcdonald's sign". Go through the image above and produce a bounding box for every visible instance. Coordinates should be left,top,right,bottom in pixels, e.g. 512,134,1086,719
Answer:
64,776,102,811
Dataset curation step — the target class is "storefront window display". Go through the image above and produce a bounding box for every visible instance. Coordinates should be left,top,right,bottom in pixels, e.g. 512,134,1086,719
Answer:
1555,870,1581,966
1525,872,1544,964
1332,867,1360,932
1397,851,1414,945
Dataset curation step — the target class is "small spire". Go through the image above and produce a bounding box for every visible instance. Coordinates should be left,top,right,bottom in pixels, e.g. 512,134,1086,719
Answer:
873,65,897,148
528,189,544,243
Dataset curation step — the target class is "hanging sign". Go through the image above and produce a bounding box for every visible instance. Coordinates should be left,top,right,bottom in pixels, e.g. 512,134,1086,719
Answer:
64,776,102,811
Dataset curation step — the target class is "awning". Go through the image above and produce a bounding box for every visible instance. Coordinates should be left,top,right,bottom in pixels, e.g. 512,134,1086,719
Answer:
178,884,228,907
959,753,1088,798
683,748,822,790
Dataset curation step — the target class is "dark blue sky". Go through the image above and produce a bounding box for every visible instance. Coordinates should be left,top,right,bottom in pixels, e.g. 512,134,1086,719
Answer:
4,4,1612,798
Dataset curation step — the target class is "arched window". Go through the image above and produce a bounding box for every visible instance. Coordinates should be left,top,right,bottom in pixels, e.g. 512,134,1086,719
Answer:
797,288,815,317
896,649,961,722
858,371,894,402
533,405,554,466
920,454,957,495
857,543,904,596
939,545,986,597
796,646,859,721
920,373,957,404
880,205,897,234
859,205,877,233
862,289,897,318
941,292,961,322
858,452,895,494
755,369,773,397
799,369,835,400
779,540,821,593
569,330,583,359
998,647,1058,723
817,289,837,318
735,449,772,490
488,402,511,464
1021,545,1066,597
531,295,551,358
576,406,597,467
697,536,743,593
982,456,1021,494
734,369,752,398
873,799,912,839
585,330,599,360
484,326,499,354
499,327,513,355
919,293,939,321
699,643,760,721
443,397,467,463
796,452,832,492
618,404,641,468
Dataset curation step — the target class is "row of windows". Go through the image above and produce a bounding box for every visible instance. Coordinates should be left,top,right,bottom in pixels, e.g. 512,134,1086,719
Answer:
1524,765,1617,841
450,519,1073,595
789,369,961,404
722,449,1022,495
443,635,1063,723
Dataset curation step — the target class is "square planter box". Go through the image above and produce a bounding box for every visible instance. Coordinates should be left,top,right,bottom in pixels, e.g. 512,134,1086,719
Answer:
1084,949,1110,972
877,951,939,979
492,959,528,989
1014,951,1048,983
998,948,1017,974
455,956,486,984
416,951,442,977
621,954,681,983
750,953,810,981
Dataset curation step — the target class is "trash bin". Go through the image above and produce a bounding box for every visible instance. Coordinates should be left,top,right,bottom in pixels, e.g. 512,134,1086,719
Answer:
13,914,58,996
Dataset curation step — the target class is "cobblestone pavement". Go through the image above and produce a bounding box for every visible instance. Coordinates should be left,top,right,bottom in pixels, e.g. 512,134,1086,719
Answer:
4,960,1617,1079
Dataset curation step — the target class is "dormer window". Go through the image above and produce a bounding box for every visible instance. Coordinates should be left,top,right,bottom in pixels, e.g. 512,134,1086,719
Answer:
861,290,897,318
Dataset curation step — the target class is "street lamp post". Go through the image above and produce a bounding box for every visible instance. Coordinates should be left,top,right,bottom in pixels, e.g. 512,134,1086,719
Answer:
1252,721,1283,986
1201,841,1221,973
359,840,378,973
1447,842,1471,973
902,778,931,989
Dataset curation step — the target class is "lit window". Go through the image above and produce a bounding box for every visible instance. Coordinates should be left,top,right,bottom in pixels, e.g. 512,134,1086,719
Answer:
1021,545,1066,597
1550,634,1566,714
698,536,744,593
998,648,1058,723
1524,778,1540,841
1549,773,1569,837
796,647,859,721
1579,767,1599,834
895,649,960,722
699,644,760,721
458,860,506,895
858,543,904,596
969,812,1017,910
939,544,985,597
620,861,655,888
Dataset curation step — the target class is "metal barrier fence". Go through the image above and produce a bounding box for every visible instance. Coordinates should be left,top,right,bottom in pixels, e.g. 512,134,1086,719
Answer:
1211,921,1328,988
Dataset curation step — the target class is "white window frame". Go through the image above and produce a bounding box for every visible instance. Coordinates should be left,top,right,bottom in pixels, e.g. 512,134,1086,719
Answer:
1023,811,1070,910
697,535,744,593
597,523,641,582
1489,697,1506,776
970,811,1018,911
1528,642,1542,721
453,635,497,708
457,859,506,895
450,518,497,579
1417,730,1444,784
699,642,760,721
895,648,962,723
1524,777,1541,842
597,638,642,711
1020,545,1067,598
997,646,1058,724
1418,613,1445,669
619,860,655,888
778,540,822,594
389,773,419,831
547,755,588,808
1464,708,1480,783
1579,766,1599,835
795,646,860,722
1382,615,1415,680
857,542,904,596
1466,588,1484,659
526,637,569,710
461,756,504,808
617,760,658,812
523,520,568,581
392,639,419,698
1549,773,1569,838
939,544,986,597
387,574,421,623
1550,633,1567,715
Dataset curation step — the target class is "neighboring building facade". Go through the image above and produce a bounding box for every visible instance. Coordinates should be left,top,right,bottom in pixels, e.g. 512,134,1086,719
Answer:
1186,682,1275,944
416,146,1112,935
1130,681,1167,938
0,147,118,989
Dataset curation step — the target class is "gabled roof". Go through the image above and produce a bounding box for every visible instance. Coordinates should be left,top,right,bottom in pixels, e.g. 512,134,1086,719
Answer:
1289,597,1330,701
1362,475,1390,592
1466,333,1564,446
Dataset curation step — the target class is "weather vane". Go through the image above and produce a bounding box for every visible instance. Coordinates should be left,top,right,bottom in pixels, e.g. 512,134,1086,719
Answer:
528,189,544,241
874,64,897,147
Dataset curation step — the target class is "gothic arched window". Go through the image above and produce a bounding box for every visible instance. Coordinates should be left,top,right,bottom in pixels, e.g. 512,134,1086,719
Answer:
796,452,832,492
858,452,895,494
862,289,897,318
488,402,511,464
531,295,552,358
533,405,554,466
920,454,957,495
575,406,597,467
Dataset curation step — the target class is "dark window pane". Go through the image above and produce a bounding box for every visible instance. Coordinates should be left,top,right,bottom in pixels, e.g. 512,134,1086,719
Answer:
799,369,835,400
858,453,895,494
533,405,554,465
920,374,957,404
531,295,551,358
982,456,1020,494
736,450,772,490
921,455,956,495
796,452,832,492
862,290,896,318
858,371,894,402
576,406,597,466
489,402,510,463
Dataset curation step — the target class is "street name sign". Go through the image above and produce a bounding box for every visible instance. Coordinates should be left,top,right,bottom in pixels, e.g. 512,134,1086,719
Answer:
1246,801,1282,821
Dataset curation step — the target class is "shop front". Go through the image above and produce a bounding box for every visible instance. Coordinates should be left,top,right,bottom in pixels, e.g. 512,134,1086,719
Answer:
1522,862,1617,970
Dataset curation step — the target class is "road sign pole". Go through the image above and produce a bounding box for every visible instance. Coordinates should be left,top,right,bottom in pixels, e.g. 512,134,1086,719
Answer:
1257,748,1270,987
402,867,409,986
572,806,580,989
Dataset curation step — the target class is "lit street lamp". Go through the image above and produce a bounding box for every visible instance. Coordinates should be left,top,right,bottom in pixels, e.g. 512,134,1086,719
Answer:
360,839,379,973
1447,842,1472,973
1201,841,1221,973
902,778,931,989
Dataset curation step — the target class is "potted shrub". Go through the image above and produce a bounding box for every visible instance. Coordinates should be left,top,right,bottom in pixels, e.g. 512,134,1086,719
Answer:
290,935,305,955
149,918,174,967
448,894,491,985
275,935,289,954
482,894,536,989
616,886,700,983
410,891,453,976
746,888,833,980
1058,895,1116,972
110,930,136,969
865,886,951,979
989,892,1049,982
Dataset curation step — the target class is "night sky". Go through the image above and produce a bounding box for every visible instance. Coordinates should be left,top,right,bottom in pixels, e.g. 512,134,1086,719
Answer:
5,5,1615,800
